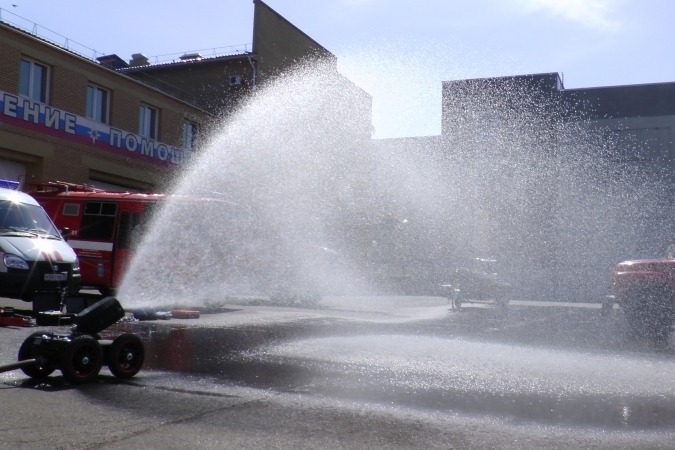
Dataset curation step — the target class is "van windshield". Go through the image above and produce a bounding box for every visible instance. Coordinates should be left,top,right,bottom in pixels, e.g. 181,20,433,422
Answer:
0,200,61,238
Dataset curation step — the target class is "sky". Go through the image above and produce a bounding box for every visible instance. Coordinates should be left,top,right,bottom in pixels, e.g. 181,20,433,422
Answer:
1,0,674,138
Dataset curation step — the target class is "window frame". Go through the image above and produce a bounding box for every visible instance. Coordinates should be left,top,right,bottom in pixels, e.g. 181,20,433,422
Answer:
182,119,198,151
19,57,49,103
138,103,158,140
79,201,117,241
85,83,110,124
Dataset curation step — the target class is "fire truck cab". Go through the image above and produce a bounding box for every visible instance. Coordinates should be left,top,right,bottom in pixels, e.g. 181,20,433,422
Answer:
27,181,164,295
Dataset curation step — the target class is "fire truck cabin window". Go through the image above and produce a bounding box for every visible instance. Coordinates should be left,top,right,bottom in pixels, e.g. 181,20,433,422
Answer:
63,203,79,216
80,201,117,240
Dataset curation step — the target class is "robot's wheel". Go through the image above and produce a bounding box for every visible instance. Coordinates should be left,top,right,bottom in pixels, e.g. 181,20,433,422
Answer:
107,333,144,379
17,332,56,378
60,335,103,384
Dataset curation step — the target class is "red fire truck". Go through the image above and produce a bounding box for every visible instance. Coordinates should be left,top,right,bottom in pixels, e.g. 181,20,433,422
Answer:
27,180,329,304
27,181,166,295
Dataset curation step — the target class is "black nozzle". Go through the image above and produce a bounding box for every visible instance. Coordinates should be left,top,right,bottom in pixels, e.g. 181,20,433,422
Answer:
74,296,125,334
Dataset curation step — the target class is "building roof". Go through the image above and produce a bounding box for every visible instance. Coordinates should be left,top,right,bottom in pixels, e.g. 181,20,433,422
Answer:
0,20,214,115
117,52,255,73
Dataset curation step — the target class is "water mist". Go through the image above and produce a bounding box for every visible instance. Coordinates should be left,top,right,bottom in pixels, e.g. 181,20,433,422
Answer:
117,57,672,309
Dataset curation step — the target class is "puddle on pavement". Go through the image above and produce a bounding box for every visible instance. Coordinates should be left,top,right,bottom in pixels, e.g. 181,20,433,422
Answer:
106,320,675,430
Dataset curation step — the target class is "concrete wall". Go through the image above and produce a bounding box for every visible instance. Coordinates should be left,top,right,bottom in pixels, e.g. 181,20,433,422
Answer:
436,73,675,301
252,0,336,82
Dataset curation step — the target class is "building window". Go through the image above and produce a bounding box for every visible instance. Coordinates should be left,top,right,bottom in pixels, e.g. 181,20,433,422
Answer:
183,120,198,150
139,104,158,139
86,84,109,123
19,58,49,103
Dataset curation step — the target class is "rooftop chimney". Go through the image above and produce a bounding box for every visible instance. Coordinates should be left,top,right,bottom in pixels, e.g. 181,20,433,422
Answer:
97,54,129,69
180,52,203,61
129,53,149,67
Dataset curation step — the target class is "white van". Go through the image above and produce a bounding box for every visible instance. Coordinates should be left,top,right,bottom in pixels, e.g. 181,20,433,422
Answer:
0,181,80,308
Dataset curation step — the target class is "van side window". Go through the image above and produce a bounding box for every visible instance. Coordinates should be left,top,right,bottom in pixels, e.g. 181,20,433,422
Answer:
80,201,117,240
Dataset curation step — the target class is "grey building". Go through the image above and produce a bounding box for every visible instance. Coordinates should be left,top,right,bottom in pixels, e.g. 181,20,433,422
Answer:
436,73,675,301
568,82,675,164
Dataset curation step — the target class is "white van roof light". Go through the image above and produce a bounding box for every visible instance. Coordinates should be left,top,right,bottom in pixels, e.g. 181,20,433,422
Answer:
0,180,19,190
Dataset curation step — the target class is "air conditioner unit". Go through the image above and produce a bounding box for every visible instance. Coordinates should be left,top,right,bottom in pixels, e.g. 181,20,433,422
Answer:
228,75,243,86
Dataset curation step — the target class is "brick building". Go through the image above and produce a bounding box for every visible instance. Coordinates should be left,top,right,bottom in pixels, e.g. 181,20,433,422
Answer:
0,0,371,192
114,0,368,124
0,19,213,192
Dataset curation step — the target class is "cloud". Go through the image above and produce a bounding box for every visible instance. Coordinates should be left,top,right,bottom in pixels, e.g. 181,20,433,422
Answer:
514,0,623,32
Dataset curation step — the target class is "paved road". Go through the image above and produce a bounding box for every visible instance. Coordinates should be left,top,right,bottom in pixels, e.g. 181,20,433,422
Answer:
1,296,674,449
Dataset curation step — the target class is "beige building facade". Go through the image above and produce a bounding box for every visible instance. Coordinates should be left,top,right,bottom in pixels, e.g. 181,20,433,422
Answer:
0,20,213,192
0,0,371,193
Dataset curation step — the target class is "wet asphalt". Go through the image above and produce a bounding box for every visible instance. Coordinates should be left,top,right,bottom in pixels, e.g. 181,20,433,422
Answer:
1,295,674,449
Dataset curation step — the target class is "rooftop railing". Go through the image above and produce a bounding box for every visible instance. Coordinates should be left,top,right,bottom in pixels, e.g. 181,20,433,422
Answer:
0,7,250,66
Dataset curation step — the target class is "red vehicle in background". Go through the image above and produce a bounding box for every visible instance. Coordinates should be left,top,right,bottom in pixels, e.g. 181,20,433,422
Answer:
610,258,675,341
27,181,164,295
27,180,328,304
